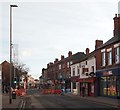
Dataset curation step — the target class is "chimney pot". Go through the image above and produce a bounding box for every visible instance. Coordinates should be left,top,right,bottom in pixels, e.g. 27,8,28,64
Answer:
95,40,103,49
86,48,90,55
55,58,58,61
68,51,72,57
47,64,49,68
113,13,120,37
61,55,64,60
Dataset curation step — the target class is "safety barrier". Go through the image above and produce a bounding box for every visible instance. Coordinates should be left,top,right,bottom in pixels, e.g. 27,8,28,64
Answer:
16,89,26,96
42,89,61,94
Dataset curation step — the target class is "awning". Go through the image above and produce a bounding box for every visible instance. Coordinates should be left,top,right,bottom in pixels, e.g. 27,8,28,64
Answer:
78,77,96,83
71,76,79,82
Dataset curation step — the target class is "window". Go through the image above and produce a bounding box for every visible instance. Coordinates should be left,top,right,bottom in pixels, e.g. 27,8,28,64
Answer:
62,63,65,68
108,51,112,65
82,68,88,73
70,61,73,65
86,61,87,65
73,68,75,76
67,62,70,68
73,82,76,89
115,47,120,64
77,67,80,75
59,64,61,69
102,52,106,66
91,66,94,72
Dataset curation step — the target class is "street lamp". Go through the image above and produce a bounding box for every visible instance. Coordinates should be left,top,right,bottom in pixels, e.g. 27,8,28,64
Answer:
9,4,18,104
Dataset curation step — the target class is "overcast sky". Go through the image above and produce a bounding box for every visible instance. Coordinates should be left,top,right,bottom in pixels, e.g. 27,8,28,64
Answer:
0,0,120,79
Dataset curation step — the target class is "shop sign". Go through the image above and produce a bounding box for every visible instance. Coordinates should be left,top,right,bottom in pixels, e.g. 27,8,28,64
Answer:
103,70,112,76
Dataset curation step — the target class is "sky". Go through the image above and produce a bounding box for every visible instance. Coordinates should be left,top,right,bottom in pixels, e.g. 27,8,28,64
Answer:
0,0,120,79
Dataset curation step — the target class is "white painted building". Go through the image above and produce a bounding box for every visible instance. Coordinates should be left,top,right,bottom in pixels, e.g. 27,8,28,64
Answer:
71,48,96,96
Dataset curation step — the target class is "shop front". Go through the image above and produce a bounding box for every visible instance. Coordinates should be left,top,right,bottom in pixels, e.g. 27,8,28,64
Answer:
71,76,79,95
96,67,120,98
78,77,96,97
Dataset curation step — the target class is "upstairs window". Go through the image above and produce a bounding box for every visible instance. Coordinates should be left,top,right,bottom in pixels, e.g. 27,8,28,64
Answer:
70,61,73,65
67,62,70,68
77,67,80,75
73,68,75,76
59,64,61,70
102,52,106,66
108,51,112,65
91,66,94,72
115,46,120,64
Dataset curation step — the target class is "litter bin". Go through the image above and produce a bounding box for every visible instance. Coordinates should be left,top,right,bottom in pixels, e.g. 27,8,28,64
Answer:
12,90,16,99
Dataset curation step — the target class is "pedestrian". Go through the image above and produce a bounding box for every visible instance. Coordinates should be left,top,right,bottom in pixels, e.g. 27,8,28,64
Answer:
81,86,85,97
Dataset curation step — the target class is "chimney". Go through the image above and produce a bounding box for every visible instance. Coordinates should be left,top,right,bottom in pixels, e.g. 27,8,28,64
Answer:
55,58,58,62
47,64,49,68
113,1,120,37
95,40,103,49
61,55,64,60
86,48,90,55
68,51,72,57
54,58,58,63
113,14,120,37
49,62,53,66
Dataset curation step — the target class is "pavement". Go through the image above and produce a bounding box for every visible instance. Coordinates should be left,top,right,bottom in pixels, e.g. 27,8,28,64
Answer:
1,90,120,109
2,93,25,110
64,93,120,108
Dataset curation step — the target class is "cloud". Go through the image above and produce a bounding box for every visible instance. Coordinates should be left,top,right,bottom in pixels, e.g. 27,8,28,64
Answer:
20,49,32,57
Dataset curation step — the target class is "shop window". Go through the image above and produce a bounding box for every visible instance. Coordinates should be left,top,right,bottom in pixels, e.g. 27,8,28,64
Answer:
100,77,107,96
100,76,117,97
73,82,76,89
107,76,116,96
116,76,120,97
91,83,94,93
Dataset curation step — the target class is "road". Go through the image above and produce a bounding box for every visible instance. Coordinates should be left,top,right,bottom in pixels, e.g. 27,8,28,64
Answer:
24,89,114,109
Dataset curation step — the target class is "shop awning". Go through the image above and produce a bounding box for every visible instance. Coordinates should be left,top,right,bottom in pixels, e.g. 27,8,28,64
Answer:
71,76,79,82
78,77,96,83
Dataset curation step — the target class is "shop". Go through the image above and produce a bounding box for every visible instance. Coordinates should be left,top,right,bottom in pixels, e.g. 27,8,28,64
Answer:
71,76,79,95
96,67,120,98
78,77,96,97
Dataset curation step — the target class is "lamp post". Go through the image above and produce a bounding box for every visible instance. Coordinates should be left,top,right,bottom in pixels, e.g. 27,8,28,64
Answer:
9,4,18,104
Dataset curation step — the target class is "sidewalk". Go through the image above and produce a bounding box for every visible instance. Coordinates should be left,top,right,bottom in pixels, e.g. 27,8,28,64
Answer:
65,93,120,108
2,93,24,109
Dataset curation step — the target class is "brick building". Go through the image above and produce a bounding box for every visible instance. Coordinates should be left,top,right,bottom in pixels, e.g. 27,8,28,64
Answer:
1,60,28,91
95,14,120,98
45,51,86,91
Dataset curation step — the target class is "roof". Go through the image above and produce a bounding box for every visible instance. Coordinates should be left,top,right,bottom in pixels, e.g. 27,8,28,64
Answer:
96,36,120,50
66,52,86,61
71,50,95,65
48,52,86,67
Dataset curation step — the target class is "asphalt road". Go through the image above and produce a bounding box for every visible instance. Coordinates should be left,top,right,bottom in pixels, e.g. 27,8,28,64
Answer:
25,88,114,109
